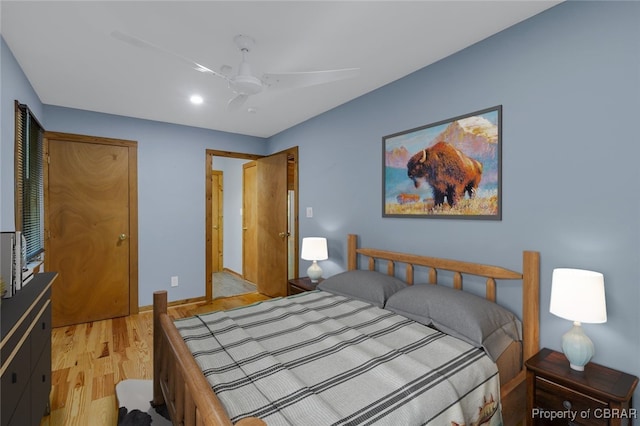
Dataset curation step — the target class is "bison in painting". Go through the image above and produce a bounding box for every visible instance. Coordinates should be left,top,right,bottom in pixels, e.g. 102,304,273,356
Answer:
407,141,483,207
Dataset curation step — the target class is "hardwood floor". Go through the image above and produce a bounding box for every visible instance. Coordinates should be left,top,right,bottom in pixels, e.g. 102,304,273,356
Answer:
40,292,270,426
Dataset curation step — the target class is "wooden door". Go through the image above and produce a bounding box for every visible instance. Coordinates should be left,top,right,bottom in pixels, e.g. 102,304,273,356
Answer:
242,161,258,284
256,152,288,297
211,171,223,273
45,133,137,327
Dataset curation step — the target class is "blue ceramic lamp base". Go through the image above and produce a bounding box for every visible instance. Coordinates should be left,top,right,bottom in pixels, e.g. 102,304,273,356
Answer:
562,321,594,371
307,261,323,283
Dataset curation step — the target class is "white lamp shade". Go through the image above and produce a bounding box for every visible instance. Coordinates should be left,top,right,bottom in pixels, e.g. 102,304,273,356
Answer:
301,237,328,261
550,268,607,324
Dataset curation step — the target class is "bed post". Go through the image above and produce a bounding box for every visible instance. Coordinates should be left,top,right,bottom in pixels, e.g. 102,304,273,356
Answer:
522,251,540,362
153,290,167,406
347,234,357,270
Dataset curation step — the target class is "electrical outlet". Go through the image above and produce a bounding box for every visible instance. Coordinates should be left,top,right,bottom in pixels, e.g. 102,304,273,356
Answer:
171,276,179,287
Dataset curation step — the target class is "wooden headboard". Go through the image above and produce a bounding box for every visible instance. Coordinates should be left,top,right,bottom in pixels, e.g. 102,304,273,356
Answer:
346,234,540,361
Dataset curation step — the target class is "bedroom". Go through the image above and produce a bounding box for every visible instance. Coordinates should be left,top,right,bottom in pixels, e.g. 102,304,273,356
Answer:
1,0,639,424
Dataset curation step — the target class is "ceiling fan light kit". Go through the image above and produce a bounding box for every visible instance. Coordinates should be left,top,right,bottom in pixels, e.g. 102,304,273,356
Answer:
231,64,263,95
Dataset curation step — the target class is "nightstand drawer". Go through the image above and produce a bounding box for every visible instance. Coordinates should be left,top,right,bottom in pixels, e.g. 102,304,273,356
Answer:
288,284,307,295
287,277,322,296
535,377,607,426
527,349,638,426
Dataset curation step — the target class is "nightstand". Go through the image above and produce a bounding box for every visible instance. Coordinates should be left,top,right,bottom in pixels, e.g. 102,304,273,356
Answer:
287,277,323,295
526,348,638,426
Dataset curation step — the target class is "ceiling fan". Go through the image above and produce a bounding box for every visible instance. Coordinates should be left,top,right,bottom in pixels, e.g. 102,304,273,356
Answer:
111,31,359,110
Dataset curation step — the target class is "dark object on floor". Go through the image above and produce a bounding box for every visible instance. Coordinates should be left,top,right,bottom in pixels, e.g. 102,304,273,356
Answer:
118,407,152,426
117,403,171,425
115,379,172,426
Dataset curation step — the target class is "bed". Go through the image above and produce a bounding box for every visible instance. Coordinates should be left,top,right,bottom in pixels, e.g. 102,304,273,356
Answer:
152,234,539,426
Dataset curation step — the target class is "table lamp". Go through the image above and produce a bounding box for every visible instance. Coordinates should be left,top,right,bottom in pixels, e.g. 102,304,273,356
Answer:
301,237,328,283
549,268,607,371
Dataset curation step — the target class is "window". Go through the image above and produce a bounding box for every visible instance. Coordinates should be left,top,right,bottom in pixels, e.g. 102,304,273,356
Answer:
15,101,45,262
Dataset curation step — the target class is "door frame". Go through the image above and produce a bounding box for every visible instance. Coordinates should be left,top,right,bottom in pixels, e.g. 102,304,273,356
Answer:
242,160,258,284
44,131,139,315
205,147,298,301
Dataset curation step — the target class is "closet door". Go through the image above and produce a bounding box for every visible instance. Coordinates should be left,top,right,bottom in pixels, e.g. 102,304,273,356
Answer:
45,133,137,327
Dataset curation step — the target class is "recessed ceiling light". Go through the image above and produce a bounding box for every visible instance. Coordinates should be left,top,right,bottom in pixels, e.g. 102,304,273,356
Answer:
190,95,203,105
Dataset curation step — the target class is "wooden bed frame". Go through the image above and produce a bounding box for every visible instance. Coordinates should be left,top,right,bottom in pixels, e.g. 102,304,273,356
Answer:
152,234,540,426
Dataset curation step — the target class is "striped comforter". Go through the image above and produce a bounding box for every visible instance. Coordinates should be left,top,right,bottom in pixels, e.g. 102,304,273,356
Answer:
175,291,502,426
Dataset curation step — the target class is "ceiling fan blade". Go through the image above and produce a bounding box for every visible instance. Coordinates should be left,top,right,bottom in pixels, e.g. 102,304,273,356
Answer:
111,30,228,80
228,93,249,110
262,68,360,90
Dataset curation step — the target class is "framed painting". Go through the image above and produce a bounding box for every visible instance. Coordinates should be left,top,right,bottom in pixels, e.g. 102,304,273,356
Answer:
383,105,502,219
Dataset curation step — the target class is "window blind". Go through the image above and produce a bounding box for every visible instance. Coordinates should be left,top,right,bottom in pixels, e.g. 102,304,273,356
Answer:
15,101,45,261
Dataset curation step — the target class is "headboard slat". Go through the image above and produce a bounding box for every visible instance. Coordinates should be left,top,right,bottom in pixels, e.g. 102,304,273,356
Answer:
486,278,497,302
453,272,463,290
429,268,437,284
406,264,414,286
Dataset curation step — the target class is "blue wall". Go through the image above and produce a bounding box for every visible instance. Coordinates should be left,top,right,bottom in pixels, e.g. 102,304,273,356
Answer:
2,0,639,403
0,37,44,230
270,0,640,397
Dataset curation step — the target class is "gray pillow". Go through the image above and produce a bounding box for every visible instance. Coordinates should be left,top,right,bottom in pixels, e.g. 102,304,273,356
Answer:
385,284,521,361
318,270,407,308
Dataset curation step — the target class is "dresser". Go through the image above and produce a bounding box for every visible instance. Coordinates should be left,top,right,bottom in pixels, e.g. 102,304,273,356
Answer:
1,272,57,426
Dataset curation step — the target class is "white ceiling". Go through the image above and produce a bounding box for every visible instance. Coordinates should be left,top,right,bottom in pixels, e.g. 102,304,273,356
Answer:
1,1,561,138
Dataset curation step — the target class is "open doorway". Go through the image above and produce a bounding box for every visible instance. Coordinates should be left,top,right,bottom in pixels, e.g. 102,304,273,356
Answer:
205,147,298,300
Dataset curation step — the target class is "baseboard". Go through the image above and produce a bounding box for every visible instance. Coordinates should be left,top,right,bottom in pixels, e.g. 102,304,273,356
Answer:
221,268,243,279
138,295,206,312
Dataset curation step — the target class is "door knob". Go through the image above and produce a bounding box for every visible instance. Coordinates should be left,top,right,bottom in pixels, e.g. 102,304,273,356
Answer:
119,233,127,241
278,232,290,238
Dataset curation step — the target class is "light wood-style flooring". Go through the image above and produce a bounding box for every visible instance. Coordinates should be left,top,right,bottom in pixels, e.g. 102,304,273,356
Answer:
40,292,270,426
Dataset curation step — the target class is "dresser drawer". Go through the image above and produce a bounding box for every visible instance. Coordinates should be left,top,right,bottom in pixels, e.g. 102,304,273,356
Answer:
535,377,607,426
0,316,29,365
30,341,52,426
5,385,30,426
30,303,51,367
1,337,31,426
